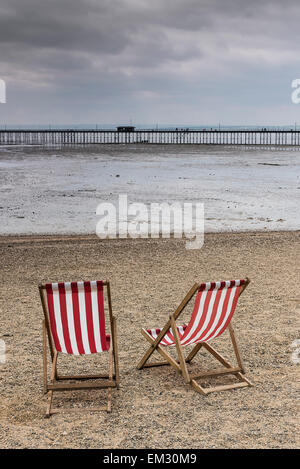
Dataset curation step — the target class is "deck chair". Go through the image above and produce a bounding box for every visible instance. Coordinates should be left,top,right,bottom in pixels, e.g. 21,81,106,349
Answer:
39,280,119,417
138,278,253,394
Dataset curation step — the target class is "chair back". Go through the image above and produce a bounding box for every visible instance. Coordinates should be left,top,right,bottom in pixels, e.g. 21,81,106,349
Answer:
180,279,246,346
44,280,108,355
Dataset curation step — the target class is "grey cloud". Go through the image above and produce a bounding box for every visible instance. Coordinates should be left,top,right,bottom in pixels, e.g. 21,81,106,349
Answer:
0,0,300,124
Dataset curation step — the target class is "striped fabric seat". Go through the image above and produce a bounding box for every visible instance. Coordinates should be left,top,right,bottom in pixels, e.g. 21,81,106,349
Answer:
45,280,109,355
146,325,188,346
144,280,245,347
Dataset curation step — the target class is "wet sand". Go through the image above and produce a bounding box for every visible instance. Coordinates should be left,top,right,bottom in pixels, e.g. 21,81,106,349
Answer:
0,231,299,448
0,145,299,235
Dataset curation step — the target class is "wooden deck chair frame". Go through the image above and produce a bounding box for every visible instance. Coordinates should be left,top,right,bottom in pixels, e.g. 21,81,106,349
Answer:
137,278,253,395
39,280,120,417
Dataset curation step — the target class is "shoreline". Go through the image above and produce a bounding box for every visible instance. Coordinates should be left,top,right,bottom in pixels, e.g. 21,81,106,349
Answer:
0,228,299,243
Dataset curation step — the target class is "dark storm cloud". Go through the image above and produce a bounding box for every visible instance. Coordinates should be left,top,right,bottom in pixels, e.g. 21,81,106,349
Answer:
0,0,300,124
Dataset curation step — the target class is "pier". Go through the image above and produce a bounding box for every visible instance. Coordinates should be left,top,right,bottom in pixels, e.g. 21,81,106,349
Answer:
0,128,300,146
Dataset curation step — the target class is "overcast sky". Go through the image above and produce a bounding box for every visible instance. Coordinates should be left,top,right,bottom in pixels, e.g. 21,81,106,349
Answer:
0,0,300,126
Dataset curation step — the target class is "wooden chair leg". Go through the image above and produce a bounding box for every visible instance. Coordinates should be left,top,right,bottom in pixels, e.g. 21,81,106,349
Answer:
46,390,54,418
228,323,245,373
112,317,120,389
236,372,253,387
140,329,182,372
44,346,119,417
202,342,233,369
137,283,199,370
43,320,48,395
190,379,208,395
171,316,190,383
137,330,166,370
45,351,58,418
107,345,113,413
192,340,253,393
185,342,203,363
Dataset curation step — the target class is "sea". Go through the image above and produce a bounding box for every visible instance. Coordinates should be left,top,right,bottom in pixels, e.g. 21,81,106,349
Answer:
0,142,299,235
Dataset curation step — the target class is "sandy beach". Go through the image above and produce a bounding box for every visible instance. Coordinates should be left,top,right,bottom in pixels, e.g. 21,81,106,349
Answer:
0,230,299,449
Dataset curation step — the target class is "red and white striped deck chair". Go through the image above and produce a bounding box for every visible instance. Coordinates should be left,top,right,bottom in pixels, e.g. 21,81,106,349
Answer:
138,279,253,395
39,280,119,417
